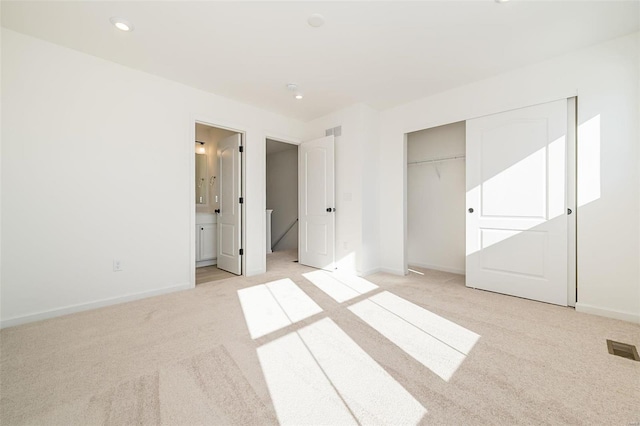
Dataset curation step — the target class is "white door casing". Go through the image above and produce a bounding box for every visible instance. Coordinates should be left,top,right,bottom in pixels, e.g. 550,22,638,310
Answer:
299,136,335,271
217,133,242,275
466,100,569,306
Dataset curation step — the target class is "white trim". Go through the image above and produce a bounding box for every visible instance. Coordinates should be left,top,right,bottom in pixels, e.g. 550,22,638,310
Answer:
0,283,192,329
407,261,466,275
266,133,302,146
240,132,246,277
575,302,640,324
196,259,217,268
246,267,266,277
370,267,406,276
567,97,577,307
360,267,406,276
360,267,384,276
402,132,409,275
189,121,197,289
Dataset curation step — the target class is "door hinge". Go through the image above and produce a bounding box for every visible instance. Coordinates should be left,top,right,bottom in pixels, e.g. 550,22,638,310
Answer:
239,248,244,256
239,197,244,204
239,146,244,153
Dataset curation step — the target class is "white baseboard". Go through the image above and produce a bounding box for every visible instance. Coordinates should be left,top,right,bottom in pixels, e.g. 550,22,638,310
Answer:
333,267,405,277
575,302,640,324
407,261,465,275
364,267,406,276
245,268,266,277
196,259,217,268
0,283,192,329
360,267,383,276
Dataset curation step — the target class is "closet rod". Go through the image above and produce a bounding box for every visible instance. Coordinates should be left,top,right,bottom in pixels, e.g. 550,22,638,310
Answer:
408,155,466,166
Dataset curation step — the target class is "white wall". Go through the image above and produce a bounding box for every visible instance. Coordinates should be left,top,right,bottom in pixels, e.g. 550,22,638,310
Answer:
0,29,304,327
407,122,465,274
379,32,640,323
359,104,381,275
303,103,380,275
266,144,298,252
195,124,212,208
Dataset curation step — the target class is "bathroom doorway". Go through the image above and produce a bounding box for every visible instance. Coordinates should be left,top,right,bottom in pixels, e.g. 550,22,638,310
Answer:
194,122,244,284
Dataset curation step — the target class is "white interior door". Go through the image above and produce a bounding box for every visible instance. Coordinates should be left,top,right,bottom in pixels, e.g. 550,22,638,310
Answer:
466,100,569,306
299,135,335,271
217,133,242,275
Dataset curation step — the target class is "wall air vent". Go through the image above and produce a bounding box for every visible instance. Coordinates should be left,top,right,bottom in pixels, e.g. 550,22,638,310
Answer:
325,126,342,137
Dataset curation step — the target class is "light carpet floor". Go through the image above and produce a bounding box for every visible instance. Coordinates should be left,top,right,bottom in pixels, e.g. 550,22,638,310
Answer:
1,250,639,425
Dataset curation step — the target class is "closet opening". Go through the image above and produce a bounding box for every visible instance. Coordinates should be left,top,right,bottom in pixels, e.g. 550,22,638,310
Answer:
406,121,466,276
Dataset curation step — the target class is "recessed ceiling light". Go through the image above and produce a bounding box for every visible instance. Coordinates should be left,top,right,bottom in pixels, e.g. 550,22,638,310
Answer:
295,94,303,100
307,14,325,28
495,0,510,3
110,17,134,32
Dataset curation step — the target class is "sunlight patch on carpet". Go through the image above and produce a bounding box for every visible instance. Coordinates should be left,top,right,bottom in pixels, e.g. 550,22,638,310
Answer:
302,270,378,303
257,318,427,425
238,278,322,339
349,291,480,381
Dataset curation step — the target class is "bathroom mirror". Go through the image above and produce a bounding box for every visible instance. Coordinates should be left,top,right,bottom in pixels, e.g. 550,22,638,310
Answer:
195,153,207,204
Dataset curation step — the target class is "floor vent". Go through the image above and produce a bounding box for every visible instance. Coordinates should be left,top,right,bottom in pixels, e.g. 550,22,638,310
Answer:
606,339,640,361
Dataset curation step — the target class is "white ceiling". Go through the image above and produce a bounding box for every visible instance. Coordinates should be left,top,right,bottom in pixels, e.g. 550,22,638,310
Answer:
2,1,638,122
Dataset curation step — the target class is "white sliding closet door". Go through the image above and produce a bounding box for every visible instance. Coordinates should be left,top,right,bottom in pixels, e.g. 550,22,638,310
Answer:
466,100,569,306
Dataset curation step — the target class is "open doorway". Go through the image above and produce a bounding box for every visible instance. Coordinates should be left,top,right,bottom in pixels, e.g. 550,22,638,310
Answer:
195,122,243,285
266,139,299,269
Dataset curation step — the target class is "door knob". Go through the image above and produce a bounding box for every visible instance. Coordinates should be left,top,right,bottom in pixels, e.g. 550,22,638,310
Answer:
468,208,474,213
567,208,572,215
326,207,335,212
215,209,220,213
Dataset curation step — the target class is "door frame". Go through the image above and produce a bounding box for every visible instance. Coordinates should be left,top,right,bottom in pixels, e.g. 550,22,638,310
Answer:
402,97,577,306
262,135,302,262
264,135,301,270
190,116,246,288
566,97,577,307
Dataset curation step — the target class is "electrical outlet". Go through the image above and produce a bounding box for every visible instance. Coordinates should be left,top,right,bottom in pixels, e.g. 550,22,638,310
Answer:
113,259,123,272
